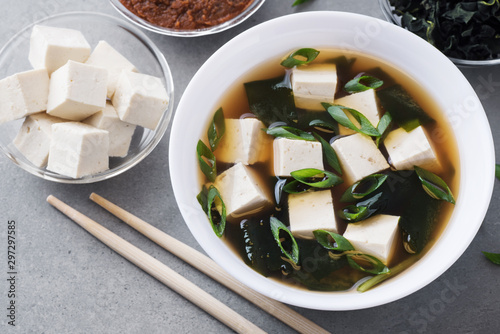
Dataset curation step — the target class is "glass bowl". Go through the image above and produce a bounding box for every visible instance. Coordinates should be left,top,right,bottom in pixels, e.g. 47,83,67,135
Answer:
0,11,174,184
109,0,266,37
379,0,500,67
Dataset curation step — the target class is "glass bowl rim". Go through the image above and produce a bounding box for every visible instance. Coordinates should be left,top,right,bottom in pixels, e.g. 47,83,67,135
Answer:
0,11,174,184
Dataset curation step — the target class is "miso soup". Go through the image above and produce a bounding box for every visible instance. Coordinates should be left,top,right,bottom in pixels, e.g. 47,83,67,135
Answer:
196,48,459,292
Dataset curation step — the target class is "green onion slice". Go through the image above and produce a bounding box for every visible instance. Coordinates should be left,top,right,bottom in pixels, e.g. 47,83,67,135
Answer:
357,256,417,292
290,168,343,189
280,48,320,68
313,230,355,252
313,133,342,175
344,75,384,93
309,119,337,132
346,252,390,275
270,217,299,264
495,164,500,180
483,251,500,265
207,107,225,151
414,166,455,204
282,180,309,194
206,186,226,237
196,185,209,214
266,126,316,141
322,103,381,137
340,174,388,202
375,112,393,147
292,0,310,6
196,140,217,182
337,205,369,222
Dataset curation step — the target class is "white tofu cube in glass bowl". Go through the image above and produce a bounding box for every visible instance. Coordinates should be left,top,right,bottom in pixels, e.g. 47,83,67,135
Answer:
0,12,174,183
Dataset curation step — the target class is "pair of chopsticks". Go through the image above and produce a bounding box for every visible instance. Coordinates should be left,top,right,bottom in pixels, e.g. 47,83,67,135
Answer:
47,193,330,334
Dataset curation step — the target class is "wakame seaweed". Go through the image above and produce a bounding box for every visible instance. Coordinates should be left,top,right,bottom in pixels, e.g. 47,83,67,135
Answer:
341,170,442,254
339,170,422,221
244,75,297,127
239,218,289,276
389,0,500,60
376,84,434,132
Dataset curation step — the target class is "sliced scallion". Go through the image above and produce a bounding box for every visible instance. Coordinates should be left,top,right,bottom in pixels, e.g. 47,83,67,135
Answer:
270,217,299,264
292,0,310,6
196,140,217,182
414,166,455,204
357,256,417,292
313,230,354,252
337,205,369,222
313,133,342,175
495,164,500,180
196,185,209,214
207,186,226,237
340,174,388,202
483,251,500,265
265,126,315,141
290,168,343,189
309,119,337,132
207,107,225,151
344,75,383,93
346,252,390,275
375,112,393,147
282,180,309,194
322,103,381,137
280,48,320,68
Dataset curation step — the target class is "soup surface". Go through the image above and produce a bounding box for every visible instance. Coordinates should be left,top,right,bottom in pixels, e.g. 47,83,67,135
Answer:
197,48,459,292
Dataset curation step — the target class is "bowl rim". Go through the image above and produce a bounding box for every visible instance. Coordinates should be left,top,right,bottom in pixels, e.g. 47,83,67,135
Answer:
108,0,267,37
0,11,174,184
378,0,500,67
169,11,495,310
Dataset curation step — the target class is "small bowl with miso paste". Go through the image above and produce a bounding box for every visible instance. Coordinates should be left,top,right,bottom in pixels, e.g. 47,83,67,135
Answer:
169,12,495,310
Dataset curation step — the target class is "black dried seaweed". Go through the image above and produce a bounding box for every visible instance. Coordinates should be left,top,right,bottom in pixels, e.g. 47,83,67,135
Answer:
389,0,500,60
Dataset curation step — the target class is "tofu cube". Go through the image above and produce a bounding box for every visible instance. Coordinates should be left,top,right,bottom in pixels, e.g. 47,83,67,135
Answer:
112,71,169,130
47,61,107,121
335,89,381,135
342,214,401,265
28,25,91,75
213,162,273,219
332,133,390,185
0,69,49,124
291,63,337,111
85,40,138,98
13,113,66,167
217,118,271,165
288,190,339,239
83,102,136,157
47,122,109,178
384,126,441,173
273,138,324,177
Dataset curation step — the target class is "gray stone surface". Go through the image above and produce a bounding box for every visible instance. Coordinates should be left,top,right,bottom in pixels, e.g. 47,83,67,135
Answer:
1,0,499,333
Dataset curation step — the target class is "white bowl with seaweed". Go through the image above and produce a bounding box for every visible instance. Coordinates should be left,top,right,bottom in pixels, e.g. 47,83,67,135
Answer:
169,11,495,310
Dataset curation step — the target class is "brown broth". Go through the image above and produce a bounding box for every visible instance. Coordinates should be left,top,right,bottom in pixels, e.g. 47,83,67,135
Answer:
200,49,460,291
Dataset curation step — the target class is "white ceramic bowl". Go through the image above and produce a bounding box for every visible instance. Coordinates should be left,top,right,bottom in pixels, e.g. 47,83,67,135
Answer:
169,11,495,310
0,12,174,183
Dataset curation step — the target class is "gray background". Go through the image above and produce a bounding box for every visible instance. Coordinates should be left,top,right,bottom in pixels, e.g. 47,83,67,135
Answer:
1,1,499,333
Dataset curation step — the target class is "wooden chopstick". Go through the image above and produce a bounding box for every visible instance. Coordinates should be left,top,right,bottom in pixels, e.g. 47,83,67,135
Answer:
89,193,331,334
46,195,266,334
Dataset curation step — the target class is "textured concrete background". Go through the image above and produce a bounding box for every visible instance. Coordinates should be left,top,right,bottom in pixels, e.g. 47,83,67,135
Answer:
0,0,499,333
